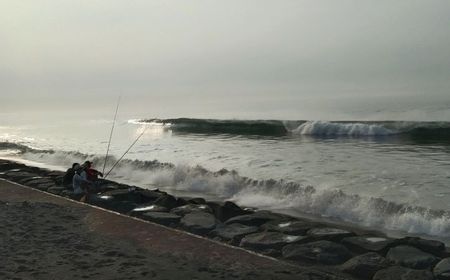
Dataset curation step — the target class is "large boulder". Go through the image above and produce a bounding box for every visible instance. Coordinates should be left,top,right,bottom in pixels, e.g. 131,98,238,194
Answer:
261,220,317,235
240,232,307,251
342,236,395,254
210,223,259,242
101,189,144,204
225,211,287,227
153,194,178,210
186,197,206,205
386,245,440,269
136,189,165,203
373,266,434,280
306,227,354,241
180,212,218,234
207,201,248,222
129,204,169,216
89,195,137,213
282,240,352,265
400,237,446,257
47,186,65,195
141,212,181,226
170,204,212,216
434,258,450,280
34,182,56,191
340,252,388,279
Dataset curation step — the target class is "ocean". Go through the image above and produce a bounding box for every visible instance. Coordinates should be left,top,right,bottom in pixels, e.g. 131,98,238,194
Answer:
1,112,450,244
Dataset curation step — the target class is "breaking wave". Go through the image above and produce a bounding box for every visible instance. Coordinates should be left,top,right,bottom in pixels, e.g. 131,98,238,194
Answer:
1,141,450,241
133,118,450,139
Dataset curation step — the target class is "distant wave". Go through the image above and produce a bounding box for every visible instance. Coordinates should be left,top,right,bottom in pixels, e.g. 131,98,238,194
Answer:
2,141,450,240
132,118,450,139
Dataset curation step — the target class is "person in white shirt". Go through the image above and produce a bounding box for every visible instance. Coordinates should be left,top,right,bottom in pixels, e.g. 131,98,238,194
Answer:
72,163,93,201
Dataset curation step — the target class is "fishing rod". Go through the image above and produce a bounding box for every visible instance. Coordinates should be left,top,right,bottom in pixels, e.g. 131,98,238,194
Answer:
102,96,121,175
104,125,147,179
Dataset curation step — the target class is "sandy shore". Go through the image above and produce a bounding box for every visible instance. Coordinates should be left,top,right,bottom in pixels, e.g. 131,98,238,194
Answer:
0,179,342,280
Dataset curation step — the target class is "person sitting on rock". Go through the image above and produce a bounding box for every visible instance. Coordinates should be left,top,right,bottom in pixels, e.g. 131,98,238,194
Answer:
62,162,80,188
72,163,93,202
81,161,103,182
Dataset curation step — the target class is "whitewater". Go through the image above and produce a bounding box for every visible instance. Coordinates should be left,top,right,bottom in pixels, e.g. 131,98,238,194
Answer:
1,114,450,244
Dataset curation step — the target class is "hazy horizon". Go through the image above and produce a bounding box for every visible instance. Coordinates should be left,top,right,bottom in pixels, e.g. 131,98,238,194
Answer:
1,1,450,121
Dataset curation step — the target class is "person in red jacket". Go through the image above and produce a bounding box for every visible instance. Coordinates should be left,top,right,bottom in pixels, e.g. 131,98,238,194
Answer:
81,161,103,182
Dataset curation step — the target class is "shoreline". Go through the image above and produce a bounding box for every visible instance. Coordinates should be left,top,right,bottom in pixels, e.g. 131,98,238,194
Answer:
1,158,449,279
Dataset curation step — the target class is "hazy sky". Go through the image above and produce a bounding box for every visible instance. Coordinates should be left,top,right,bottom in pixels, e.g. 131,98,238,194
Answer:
1,1,450,120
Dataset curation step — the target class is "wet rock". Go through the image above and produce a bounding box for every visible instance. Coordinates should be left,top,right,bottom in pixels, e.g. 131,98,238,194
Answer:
342,236,395,253
307,227,354,241
211,223,259,242
141,212,181,226
261,220,317,235
400,236,446,257
153,194,178,210
101,189,143,204
5,171,39,180
35,182,55,191
206,201,248,222
180,212,218,234
373,266,434,280
170,204,212,216
187,197,206,205
434,258,450,280
282,240,352,265
24,178,54,187
340,252,388,279
240,232,308,251
47,186,65,195
138,189,165,202
89,195,137,213
386,245,440,269
129,204,169,216
225,211,287,227
0,162,24,171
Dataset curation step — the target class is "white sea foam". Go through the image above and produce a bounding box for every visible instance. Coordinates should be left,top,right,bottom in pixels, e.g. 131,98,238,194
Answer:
291,121,395,136
2,142,450,243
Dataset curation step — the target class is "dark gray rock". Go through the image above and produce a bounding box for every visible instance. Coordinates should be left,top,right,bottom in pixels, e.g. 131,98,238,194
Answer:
141,212,181,226
261,220,317,235
137,189,165,202
342,236,395,253
170,204,212,216
187,197,206,205
434,258,450,280
307,227,354,241
4,171,37,180
180,212,218,234
400,237,446,257
101,189,143,204
129,204,169,216
240,232,308,251
211,223,259,242
47,186,65,195
206,201,248,222
282,240,352,265
0,162,23,171
89,195,137,213
225,211,287,227
35,182,55,191
153,194,178,210
386,245,440,269
340,252,388,279
373,266,434,280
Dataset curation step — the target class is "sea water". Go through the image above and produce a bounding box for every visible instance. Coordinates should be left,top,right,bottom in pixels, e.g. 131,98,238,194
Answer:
1,112,450,244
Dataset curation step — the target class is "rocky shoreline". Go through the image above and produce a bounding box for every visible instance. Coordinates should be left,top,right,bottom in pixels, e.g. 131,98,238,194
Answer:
1,158,449,280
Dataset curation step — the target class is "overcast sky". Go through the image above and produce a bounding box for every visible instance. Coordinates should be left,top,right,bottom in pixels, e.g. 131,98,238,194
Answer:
1,1,449,120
